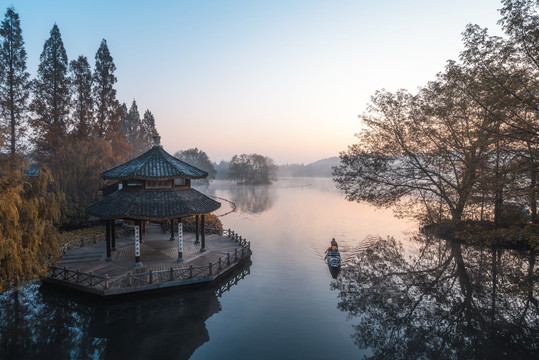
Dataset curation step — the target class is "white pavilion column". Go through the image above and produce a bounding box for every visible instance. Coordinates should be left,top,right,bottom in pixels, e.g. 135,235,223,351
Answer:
134,220,142,267
177,217,184,262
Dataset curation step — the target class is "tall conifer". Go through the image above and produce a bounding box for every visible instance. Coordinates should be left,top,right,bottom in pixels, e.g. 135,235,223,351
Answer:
93,39,128,160
30,24,70,157
69,55,93,139
0,7,30,155
93,39,119,138
140,109,158,152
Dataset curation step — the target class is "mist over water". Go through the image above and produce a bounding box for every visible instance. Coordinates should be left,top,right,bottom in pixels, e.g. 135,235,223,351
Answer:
1,178,536,359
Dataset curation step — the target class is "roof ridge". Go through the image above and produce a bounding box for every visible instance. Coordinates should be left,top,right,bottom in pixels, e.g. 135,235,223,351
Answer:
132,146,155,177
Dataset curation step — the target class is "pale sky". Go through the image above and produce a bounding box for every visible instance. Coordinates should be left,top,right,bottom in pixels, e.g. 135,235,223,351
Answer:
4,0,504,164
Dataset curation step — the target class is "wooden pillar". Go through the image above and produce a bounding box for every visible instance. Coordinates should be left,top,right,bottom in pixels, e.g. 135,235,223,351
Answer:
134,220,142,267
111,220,116,251
169,219,175,241
105,220,111,261
195,215,200,244
200,214,206,252
177,217,184,262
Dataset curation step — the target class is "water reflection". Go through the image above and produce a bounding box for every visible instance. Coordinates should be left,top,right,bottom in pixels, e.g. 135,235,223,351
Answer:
0,261,251,360
225,186,274,214
331,234,538,359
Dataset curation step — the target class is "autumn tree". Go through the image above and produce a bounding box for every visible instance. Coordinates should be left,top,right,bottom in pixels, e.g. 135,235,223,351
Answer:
0,7,30,155
0,156,60,291
69,55,93,139
47,136,117,226
457,1,539,223
333,68,494,223
30,24,70,158
335,1,539,227
174,148,216,184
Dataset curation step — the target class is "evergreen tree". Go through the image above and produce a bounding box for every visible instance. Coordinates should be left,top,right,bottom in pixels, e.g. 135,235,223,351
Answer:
93,39,119,138
93,39,129,160
29,24,70,158
139,109,158,153
118,101,128,136
69,55,93,139
119,101,159,157
0,7,30,155
127,100,140,148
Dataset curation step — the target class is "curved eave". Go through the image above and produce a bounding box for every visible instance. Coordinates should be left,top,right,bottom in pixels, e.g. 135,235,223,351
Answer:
86,188,221,220
101,174,207,181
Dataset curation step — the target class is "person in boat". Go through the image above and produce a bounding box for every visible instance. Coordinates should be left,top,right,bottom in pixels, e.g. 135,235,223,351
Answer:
326,238,338,255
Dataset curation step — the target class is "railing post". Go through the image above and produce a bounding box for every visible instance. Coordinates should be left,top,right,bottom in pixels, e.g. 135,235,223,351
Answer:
234,248,238,261
169,267,174,281
227,252,231,265
189,265,193,278
218,257,222,270
105,274,109,290
149,270,153,284
63,267,68,280
127,272,132,286
209,263,213,276
52,266,57,278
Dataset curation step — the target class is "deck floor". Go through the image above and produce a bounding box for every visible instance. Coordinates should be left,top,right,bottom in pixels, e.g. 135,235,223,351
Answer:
57,223,244,278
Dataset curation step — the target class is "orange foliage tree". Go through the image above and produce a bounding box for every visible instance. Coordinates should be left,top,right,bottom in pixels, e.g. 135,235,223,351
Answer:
0,156,60,291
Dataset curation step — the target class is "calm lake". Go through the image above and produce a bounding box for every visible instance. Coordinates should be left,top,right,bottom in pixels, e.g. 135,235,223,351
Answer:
1,177,537,359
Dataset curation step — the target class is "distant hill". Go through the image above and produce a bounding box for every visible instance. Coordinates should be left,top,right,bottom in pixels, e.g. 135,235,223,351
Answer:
278,157,340,178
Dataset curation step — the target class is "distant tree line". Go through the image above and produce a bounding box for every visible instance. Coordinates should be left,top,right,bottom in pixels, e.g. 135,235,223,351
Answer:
173,149,277,185
334,0,539,243
0,7,159,289
279,157,339,178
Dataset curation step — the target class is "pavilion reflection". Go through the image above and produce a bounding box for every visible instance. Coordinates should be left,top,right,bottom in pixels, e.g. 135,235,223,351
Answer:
0,261,251,360
331,234,538,359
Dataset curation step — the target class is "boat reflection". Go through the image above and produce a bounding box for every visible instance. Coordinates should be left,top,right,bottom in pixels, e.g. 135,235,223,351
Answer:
0,261,251,360
331,234,538,359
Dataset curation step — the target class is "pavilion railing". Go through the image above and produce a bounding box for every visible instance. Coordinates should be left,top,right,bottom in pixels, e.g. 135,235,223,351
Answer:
60,227,129,254
47,228,251,292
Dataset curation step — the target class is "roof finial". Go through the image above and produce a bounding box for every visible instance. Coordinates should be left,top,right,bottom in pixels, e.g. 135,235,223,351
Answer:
153,135,161,147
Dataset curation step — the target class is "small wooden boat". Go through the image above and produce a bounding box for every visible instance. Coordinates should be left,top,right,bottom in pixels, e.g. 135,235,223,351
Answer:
325,238,341,268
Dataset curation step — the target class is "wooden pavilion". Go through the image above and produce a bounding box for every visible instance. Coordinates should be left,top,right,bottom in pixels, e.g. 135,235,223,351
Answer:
86,136,221,267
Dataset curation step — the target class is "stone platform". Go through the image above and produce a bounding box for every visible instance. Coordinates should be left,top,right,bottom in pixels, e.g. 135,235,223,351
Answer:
44,223,251,296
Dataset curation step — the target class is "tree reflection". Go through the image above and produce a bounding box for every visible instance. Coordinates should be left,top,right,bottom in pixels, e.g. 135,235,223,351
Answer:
229,185,274,214
0,262,251,360
331,234,538,359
